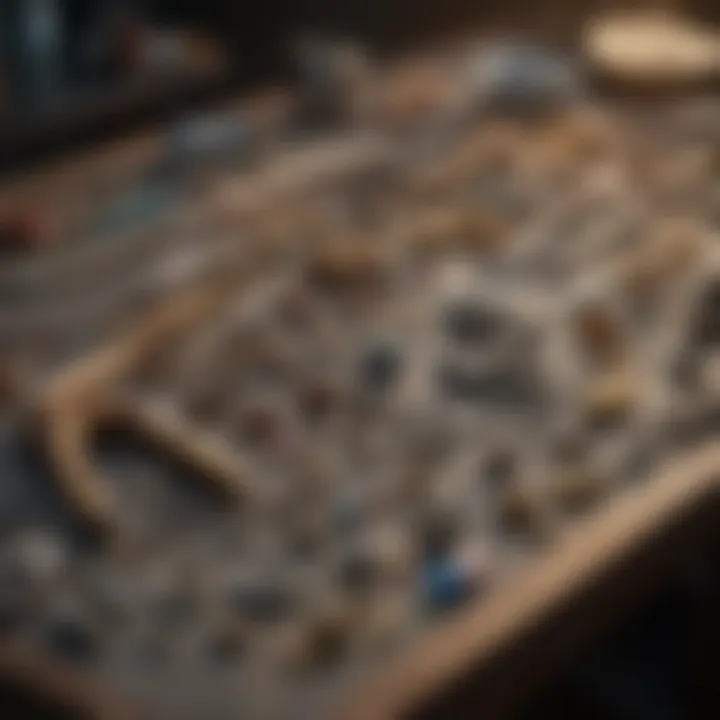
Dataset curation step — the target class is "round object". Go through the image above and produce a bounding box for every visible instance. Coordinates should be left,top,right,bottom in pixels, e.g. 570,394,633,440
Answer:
299,382,340,422
438,363,539,407
498,486,552,542
422,559,472,610
442,300,502,344
307,245,383,292
585,13,719,86
357,342,403,392
572,301,625,366
238,404,281,446
304,601,353,665
585,370,636,429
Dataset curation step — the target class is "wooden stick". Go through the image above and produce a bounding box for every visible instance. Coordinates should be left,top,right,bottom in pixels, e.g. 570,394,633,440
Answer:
39,284,236,534
113,395,251,500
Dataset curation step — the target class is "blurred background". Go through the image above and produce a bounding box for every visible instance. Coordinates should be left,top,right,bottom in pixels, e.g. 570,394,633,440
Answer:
2,1,716,169
0,2,719,719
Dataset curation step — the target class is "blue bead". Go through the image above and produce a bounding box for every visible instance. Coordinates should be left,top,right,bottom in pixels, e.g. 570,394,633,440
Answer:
422,560,471,610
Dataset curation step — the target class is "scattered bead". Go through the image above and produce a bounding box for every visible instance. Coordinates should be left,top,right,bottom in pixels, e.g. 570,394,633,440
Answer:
572,300,625,366
299,382,340,422
585,370,636,428
289,599,354,669
422,559,472,610
357,342,403,392
438,363,539,407
306,245,383,292
498,485,553,542
443,300,502,344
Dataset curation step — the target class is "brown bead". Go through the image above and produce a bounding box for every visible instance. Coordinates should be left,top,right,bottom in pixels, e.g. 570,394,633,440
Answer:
585,370,636,427
238,404,281,446
306,245,384,292
572,303,625,366
299,382,340,422
286,600,354,670
498,485,554,542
